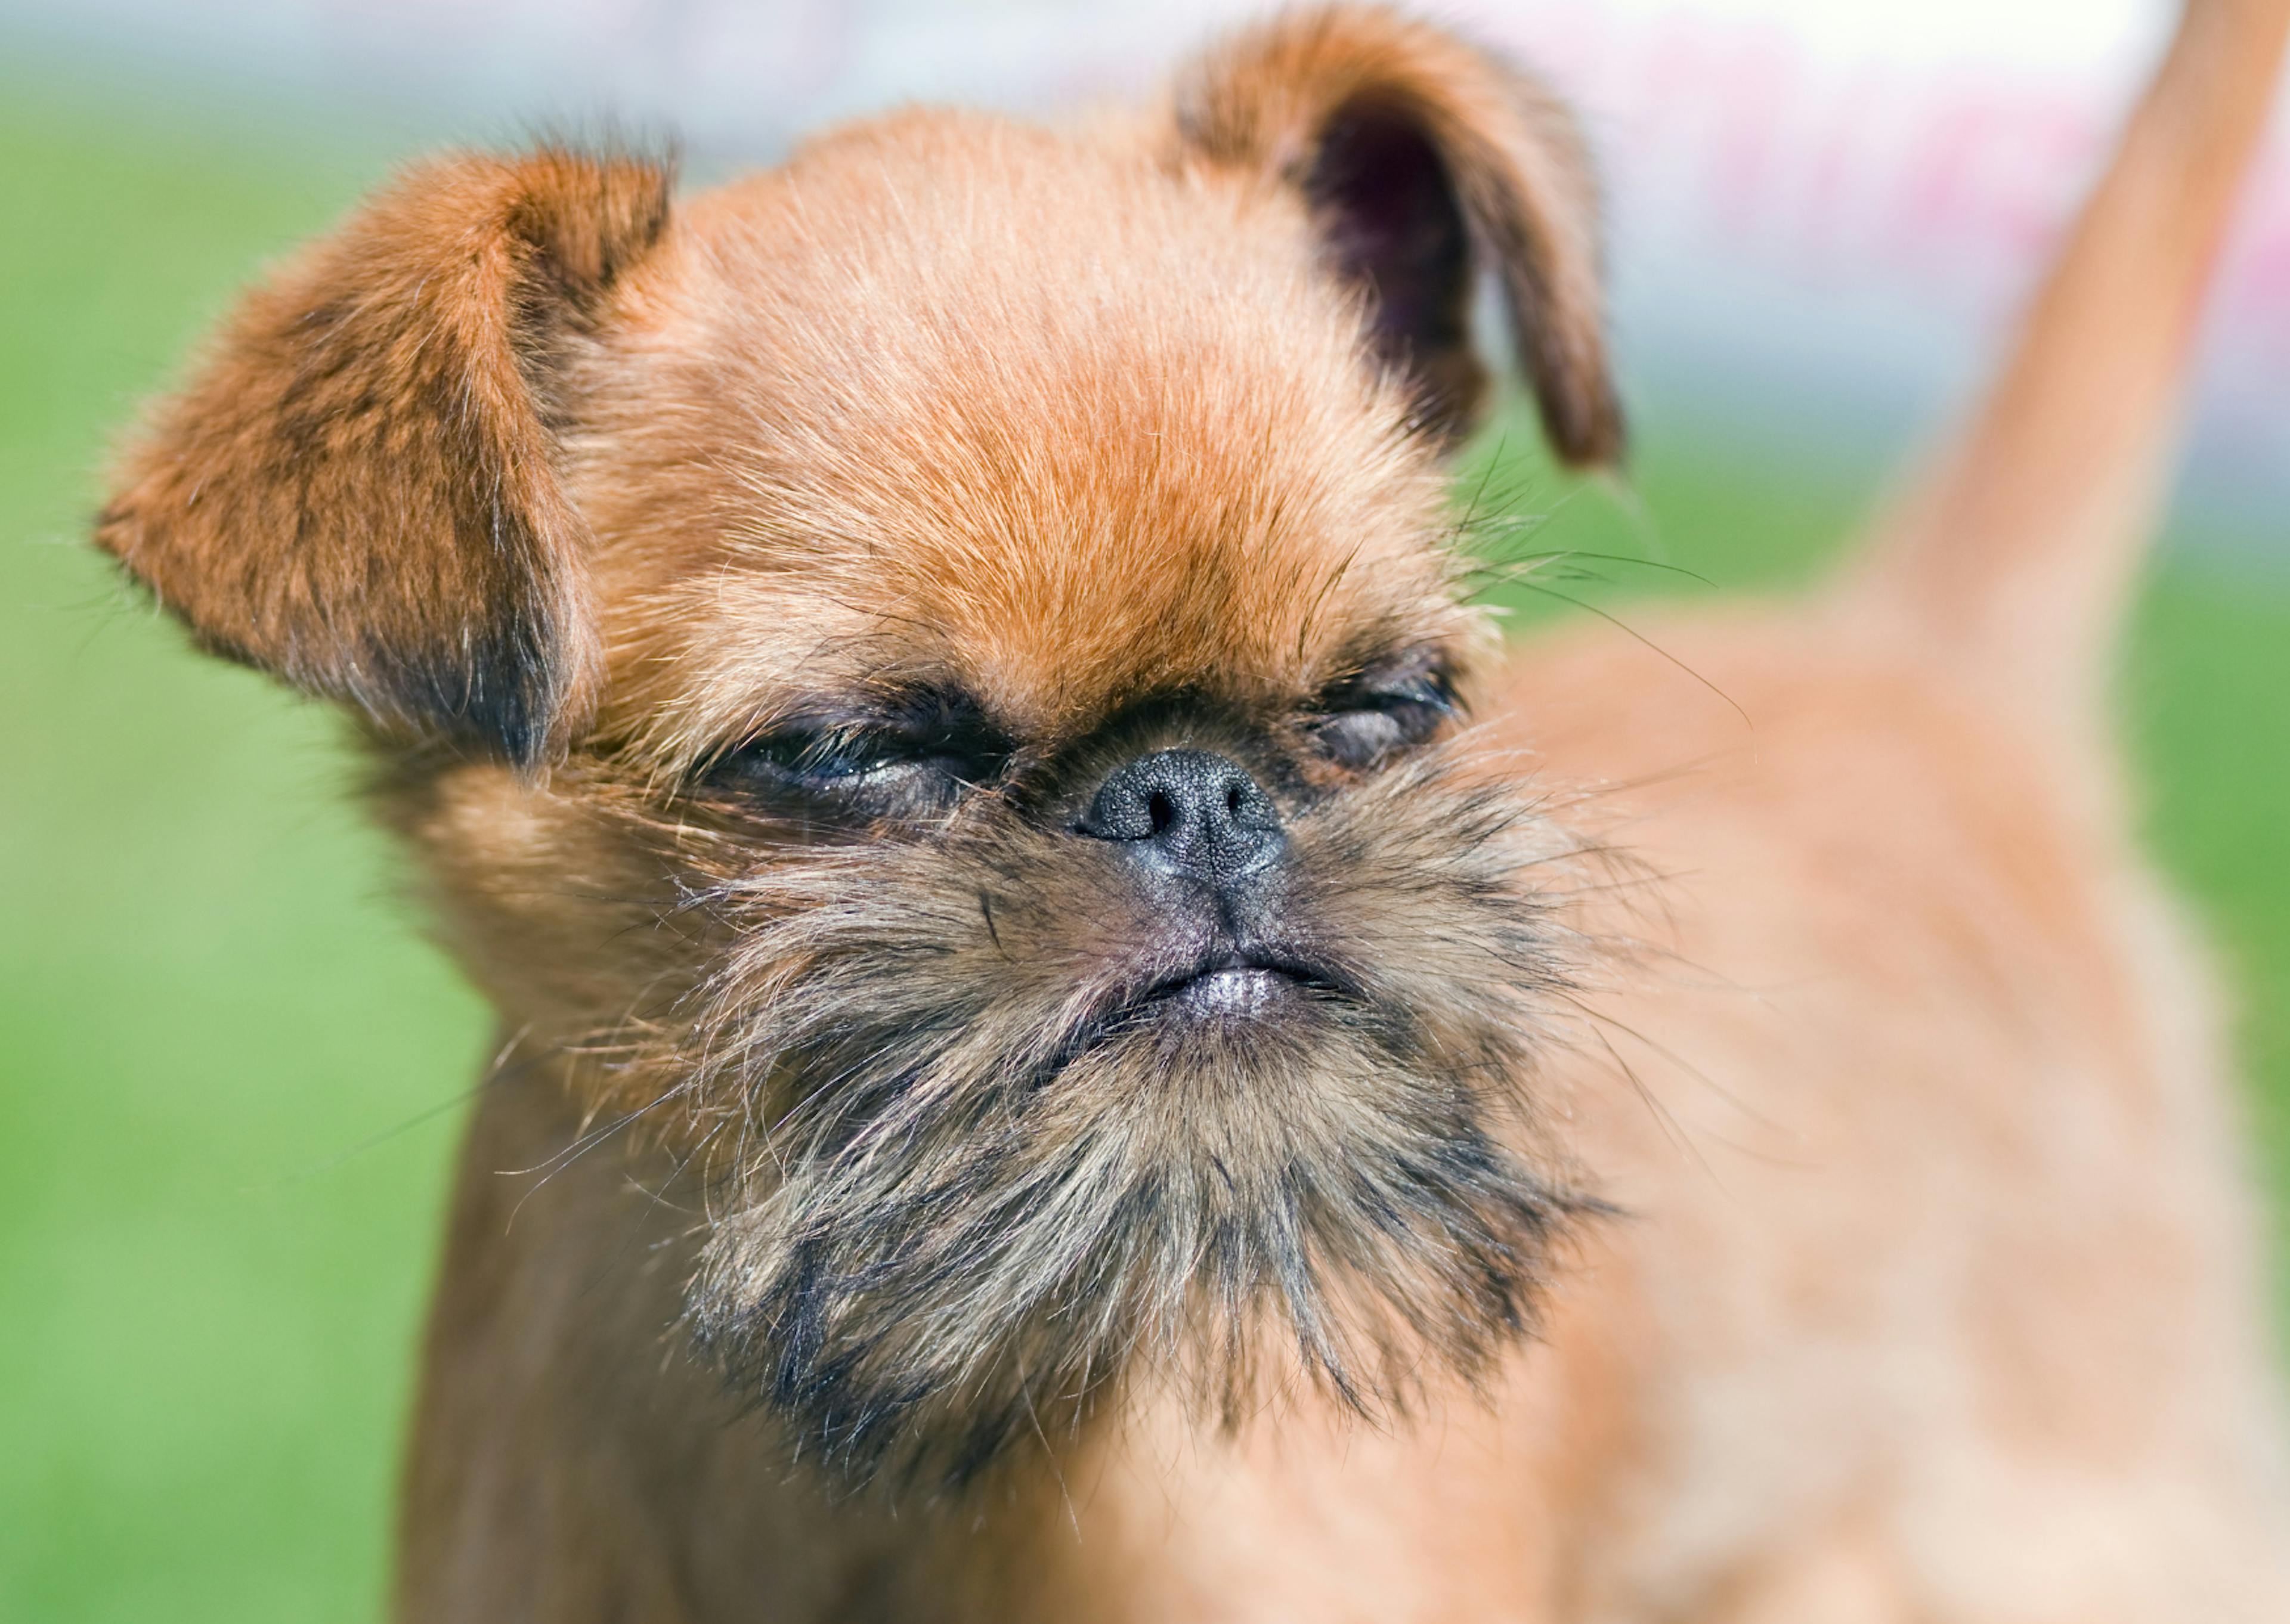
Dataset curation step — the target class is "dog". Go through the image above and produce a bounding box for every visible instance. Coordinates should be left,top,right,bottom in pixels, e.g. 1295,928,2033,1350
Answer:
94,2,2290,1618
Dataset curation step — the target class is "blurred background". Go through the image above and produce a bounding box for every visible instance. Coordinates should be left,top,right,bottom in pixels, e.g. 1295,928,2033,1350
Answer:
3,1,2286,1617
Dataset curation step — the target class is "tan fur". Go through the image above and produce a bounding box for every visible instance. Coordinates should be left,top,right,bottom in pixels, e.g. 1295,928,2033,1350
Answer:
94,2,2290,1618
97,149,670,765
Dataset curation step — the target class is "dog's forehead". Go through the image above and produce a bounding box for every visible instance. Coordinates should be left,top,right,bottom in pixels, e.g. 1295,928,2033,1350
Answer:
580,110,1471,760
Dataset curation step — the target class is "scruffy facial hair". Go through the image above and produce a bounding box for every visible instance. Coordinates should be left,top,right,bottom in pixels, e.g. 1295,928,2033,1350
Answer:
629,748,1605,1491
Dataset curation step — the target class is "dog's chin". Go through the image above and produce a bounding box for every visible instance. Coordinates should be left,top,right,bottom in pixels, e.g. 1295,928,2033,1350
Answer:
685,973,1576,1494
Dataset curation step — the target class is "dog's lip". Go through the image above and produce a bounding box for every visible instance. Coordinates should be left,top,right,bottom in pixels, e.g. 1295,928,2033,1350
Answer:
1035,947,1355,1077
1140,949,1346,1007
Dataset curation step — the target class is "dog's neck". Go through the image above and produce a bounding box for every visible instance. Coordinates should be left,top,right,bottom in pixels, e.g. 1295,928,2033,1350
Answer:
397,1047,1632,1622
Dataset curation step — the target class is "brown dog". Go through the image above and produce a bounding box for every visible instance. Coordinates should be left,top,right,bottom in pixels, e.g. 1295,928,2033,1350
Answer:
95,2,2290,1618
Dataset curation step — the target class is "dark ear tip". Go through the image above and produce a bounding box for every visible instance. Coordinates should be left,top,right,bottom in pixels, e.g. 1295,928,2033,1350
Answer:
1550,393,1627,470
369,618,583,771
474,706,559,776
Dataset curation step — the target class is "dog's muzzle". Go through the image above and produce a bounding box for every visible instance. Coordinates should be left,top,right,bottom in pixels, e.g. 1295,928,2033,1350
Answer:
1075,748,1340,1015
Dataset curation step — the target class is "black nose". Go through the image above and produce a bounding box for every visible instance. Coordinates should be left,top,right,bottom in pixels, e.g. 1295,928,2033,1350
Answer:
1076,748,1285,884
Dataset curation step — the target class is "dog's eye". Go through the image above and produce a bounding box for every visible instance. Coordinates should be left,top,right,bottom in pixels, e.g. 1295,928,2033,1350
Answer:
706,695,1011,819
710,728,964,809
1309,664,1456,770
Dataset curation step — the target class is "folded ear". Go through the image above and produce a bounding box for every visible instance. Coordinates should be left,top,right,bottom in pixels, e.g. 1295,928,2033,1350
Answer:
1171,5,1622,463
96,146,672,768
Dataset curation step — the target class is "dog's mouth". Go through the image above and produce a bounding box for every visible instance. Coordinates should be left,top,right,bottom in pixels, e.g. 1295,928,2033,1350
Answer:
1038,945,1354,1077
1134,947,1350,1019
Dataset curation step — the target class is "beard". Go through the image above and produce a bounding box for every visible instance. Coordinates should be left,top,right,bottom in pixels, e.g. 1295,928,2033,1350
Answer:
652,748,1602,1492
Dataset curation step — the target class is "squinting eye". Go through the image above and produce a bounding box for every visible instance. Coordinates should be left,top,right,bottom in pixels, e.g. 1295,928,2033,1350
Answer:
1313,708,1413,768
748,732,895,782
704,692,1016,819
700,686,1013,823
710,728,957,804
1308,667,1456,769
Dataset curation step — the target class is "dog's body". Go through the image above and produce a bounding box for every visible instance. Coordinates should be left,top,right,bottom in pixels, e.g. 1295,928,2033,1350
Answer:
391,606,2289,1623
96,2,2290,1619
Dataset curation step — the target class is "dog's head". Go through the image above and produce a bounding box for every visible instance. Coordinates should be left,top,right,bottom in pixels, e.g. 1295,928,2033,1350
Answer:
97,7,1621,1488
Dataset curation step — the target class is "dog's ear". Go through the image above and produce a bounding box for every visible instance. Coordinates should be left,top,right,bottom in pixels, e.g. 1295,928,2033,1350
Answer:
95,147,671,768
1171,6,1621,463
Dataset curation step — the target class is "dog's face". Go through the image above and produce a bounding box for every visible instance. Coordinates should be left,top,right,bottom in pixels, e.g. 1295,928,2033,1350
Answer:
97,9,1621,1488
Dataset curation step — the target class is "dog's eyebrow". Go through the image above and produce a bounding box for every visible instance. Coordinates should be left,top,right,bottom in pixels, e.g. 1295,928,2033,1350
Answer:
732,680,1010,748
1312,642,1459,703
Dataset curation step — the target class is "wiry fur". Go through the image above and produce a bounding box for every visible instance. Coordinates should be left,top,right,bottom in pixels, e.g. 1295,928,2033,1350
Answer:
387,715,1619,1492
671,751,1601,1487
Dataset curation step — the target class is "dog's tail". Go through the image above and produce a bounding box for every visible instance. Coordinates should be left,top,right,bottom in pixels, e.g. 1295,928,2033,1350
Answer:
1844,0,2289,720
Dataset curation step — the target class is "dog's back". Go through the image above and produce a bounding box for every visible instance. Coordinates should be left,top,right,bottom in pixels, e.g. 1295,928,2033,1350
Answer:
1506,612,2288,1617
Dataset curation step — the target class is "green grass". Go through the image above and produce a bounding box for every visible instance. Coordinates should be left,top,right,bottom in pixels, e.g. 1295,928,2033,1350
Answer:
2,82,2285,1624
0,97,485,1624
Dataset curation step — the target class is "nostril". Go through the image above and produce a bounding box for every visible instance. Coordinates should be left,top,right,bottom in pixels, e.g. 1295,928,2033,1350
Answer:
1226,783,1244,816
1146,788,1177,835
